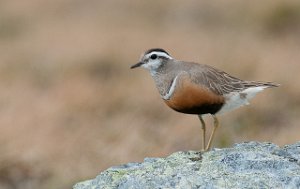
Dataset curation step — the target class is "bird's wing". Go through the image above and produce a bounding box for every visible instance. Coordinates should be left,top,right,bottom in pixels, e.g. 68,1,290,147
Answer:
189,64,278,95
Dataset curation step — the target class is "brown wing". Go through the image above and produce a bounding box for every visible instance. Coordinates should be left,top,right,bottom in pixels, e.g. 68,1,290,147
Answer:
189,64,279,95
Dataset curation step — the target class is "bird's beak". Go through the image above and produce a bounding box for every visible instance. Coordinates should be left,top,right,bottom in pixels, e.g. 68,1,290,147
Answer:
130,62,144,69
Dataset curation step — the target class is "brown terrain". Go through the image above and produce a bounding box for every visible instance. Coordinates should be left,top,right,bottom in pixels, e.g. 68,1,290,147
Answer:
0,1,299,188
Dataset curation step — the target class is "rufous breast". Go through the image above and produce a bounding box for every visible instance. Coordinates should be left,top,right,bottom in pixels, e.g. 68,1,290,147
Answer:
164,75,225,115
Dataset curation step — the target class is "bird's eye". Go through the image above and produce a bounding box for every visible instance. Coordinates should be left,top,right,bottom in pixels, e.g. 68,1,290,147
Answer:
150,54,157,60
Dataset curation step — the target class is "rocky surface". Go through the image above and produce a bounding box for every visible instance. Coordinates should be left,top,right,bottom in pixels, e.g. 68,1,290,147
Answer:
73,141,300,189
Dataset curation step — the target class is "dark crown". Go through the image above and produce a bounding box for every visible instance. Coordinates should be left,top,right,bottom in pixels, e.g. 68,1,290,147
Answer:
145,48,169,55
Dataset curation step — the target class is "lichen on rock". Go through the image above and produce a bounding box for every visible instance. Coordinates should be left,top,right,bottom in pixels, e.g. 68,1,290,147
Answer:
73,141,300,189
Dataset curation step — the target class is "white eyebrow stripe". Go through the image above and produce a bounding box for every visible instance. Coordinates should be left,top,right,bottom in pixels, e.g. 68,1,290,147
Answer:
147,52,173,59
162,75,179,100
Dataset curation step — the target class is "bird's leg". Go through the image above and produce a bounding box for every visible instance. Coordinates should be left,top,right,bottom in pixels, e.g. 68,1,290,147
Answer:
205,115,219,151
198,115,206,151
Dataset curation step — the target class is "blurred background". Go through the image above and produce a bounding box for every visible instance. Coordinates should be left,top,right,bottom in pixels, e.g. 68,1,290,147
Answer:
0,0,299,188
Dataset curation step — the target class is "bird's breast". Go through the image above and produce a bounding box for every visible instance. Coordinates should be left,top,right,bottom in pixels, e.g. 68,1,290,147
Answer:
163,76,225,115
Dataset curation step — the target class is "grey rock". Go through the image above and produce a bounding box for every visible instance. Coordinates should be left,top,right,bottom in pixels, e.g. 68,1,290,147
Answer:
73,141,300,189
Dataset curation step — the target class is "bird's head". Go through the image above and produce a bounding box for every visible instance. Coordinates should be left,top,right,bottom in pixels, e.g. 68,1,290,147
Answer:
131,48,173,72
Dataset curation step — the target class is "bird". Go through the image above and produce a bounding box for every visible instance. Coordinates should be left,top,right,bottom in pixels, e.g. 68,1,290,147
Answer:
130,48,279,151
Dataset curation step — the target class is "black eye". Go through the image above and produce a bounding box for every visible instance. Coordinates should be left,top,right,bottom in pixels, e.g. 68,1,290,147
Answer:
150,54,157,60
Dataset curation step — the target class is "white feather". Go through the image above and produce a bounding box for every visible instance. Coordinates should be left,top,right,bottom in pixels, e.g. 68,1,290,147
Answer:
218,86,267,114
162,75,179,100
142,58,162,74
147,52,173,60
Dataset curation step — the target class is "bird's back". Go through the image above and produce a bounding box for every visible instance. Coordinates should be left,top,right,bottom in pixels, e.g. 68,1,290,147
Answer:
178,61,278,95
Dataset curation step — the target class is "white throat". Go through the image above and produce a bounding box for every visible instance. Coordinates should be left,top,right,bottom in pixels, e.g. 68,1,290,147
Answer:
141,59,163,72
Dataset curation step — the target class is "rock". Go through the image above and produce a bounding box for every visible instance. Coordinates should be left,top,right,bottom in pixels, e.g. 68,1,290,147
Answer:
73,141,300,189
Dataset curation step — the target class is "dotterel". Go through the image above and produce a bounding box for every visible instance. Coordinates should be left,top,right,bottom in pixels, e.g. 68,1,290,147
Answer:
131,48,279,151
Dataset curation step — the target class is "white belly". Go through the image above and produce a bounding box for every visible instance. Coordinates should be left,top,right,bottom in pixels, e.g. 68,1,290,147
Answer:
218,86,268,114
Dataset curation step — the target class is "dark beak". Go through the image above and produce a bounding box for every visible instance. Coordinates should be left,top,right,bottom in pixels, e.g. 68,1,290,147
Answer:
130,62,144,69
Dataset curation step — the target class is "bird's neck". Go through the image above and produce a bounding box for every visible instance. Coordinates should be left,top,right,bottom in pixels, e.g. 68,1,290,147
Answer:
151,70,177,98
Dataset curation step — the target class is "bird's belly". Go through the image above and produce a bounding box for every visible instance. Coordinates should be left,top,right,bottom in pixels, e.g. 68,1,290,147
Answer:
164,80,224,115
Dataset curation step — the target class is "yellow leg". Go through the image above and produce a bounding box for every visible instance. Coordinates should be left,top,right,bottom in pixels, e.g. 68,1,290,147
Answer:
205,115,219,151
198,115,206,151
